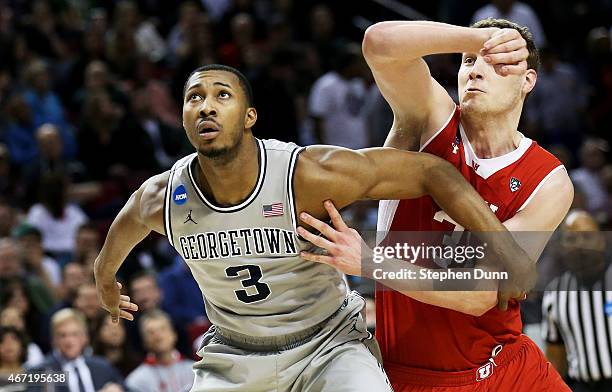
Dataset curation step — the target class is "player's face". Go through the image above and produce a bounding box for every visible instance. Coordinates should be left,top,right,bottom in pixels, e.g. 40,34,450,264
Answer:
183,70,256,160
457,53,535,116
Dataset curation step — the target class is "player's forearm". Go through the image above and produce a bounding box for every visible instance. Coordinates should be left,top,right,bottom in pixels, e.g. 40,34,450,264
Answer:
363,21,490,63
365,256,497,315
403,290,497,317
94,196,151,285
423,157,506,233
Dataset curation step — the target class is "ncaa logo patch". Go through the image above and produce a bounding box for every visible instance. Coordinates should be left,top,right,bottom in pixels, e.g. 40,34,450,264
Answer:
509,177,521,192
173,184,188,205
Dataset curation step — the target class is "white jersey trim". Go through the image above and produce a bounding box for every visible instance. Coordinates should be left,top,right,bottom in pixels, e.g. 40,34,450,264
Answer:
376,199,400,244
188,139,267,213
419,104,457,152
517,165,565,212
164,168,175,247
459,125,533,180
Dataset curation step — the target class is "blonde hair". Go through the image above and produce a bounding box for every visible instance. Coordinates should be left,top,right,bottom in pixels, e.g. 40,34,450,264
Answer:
51,308,87,336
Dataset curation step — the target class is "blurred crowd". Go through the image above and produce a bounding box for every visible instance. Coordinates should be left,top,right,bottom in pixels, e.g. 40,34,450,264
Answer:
0,0,611,390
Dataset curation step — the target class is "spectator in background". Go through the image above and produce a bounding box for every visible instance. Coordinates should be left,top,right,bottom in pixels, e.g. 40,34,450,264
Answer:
26,171,88,261
13,224,62,296
471,0,546,47
72,223,101,275
129,273,162,314
0,238,55,315
20,0,67,60
22,123,87,207
73,283,104,338
570,138,609,213
2,93,38,165
0,326,27,380
71,60,128,118
308,43,370,149
92,314,141,378
77,90,157,180
57,262,88,305
126,310,194,392
0,278,48,351
166,1,204,65
128,86,182,170
0,199,17,238
542,210,612,391
22,60,76,159
525,47,587,149
112,1,167,64
0,144,19,203
28,308,125,392
159,256,206,329
0,307,44,368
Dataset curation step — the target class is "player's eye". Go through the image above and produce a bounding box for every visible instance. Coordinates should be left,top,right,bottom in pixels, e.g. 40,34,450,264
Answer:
188,93,201,101
464,57,475,65
218,91,231,99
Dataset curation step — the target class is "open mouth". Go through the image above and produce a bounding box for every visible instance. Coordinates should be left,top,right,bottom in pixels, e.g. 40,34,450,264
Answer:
197,120,221,139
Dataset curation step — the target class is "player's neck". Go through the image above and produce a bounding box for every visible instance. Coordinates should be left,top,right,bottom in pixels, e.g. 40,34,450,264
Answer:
461,108,522,159
196,136,260,206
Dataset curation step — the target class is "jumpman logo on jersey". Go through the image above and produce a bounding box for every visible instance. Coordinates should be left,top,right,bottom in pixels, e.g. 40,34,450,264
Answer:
184,209,198,224
347,313,363,335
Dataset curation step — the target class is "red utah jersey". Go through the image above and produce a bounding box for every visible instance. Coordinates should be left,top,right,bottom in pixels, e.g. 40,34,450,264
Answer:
376,106,564,371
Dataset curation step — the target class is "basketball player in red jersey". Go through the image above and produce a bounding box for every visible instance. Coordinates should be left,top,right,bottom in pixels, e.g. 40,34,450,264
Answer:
298,19,573,391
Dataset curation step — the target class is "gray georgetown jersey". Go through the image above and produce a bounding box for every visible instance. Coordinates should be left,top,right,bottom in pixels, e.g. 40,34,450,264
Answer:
164,138,348,337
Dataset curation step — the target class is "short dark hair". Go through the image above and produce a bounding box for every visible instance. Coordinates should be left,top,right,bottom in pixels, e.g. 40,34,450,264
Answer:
471,18,540,72
183,64,254,106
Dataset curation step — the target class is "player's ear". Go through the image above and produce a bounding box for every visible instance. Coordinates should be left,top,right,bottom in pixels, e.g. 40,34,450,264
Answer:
522,69,537,96
245,107,257,129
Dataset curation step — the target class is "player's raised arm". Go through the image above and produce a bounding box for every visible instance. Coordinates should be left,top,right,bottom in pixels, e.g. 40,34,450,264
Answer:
363,21,528,150
93,172,168,323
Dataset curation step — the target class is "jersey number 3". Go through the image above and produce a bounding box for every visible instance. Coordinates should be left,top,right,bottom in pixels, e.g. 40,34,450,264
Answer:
225,265,271,304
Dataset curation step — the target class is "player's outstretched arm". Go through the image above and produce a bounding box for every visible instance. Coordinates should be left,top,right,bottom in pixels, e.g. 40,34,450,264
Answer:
296,146,535,307
363,21,529,150
94,172,168,323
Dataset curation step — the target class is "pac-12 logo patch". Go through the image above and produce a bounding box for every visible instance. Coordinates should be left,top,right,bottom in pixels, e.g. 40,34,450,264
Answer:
509,177,521,192
173,184,188,205
605,302,612,316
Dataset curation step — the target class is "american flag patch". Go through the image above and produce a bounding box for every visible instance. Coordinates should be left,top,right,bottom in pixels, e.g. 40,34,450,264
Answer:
263,203,284,217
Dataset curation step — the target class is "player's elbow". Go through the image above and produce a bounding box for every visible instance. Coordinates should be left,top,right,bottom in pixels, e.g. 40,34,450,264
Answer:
362,23,394,61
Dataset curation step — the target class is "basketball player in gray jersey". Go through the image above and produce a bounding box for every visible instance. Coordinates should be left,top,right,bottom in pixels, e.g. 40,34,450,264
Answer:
94,64,527,391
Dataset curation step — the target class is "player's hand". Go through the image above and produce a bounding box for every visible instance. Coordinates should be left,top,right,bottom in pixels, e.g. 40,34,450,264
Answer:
297,200,365,277
496,258,535,311
497,287,528,311
480,28,529,76
96,280,138,323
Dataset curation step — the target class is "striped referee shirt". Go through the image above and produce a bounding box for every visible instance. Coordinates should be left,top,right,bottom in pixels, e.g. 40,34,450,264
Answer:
542,263,612,382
